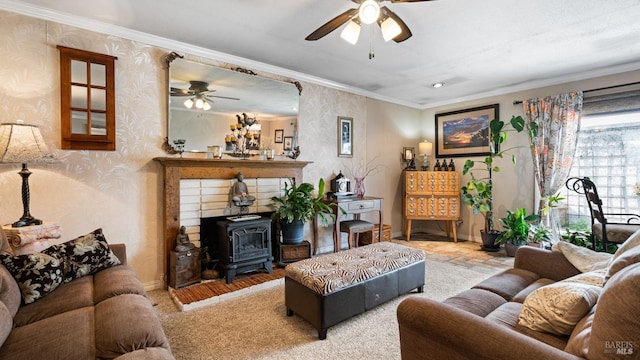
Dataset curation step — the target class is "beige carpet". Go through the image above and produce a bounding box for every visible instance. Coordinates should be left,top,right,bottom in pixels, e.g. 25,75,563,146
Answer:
148,256,504,360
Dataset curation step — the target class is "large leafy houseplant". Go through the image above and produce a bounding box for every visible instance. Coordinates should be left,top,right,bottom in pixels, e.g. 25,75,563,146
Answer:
461,115,537,234
270,178,337,244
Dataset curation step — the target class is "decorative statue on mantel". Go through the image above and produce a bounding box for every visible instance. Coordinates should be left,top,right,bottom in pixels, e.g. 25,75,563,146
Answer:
175,226,195,252
231,172,256,207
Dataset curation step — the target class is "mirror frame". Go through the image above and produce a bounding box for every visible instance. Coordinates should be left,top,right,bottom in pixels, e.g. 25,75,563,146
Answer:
163,52,302,154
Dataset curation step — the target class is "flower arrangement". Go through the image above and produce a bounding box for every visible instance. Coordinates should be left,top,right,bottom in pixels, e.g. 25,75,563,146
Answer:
342,157,383,197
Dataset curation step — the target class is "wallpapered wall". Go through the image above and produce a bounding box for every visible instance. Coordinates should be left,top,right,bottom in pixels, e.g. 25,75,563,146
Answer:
0,10,367,288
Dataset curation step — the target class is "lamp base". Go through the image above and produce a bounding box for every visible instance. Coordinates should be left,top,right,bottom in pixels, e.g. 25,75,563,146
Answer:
12,216,42,228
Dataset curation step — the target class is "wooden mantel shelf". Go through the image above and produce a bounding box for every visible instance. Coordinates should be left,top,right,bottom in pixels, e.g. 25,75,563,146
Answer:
153,156,312,288
153,157,311,180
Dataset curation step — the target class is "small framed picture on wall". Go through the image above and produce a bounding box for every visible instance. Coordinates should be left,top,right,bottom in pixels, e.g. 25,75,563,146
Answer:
283,136,293,150
274,129,284,143
338,116,353,158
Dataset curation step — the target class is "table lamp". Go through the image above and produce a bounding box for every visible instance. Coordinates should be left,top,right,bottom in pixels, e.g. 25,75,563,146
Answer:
0,121,55,227
418,140,433,171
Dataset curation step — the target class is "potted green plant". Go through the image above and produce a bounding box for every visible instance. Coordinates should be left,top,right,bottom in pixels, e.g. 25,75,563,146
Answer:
494,208,540,256
528,225,551,248
270,178,337,244
461,115,537,251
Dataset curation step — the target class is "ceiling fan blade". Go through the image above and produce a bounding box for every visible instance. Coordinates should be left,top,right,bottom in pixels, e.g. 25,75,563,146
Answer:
208,95,240,101
379,6,412,43
305,8,358,41
170,87,192,96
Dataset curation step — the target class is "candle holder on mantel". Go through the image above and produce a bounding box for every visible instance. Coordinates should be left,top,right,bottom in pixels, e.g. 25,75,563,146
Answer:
225,113,259,159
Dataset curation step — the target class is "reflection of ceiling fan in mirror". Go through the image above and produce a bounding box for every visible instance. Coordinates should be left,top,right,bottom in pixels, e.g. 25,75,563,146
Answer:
170,80,239,111
306,0,434,45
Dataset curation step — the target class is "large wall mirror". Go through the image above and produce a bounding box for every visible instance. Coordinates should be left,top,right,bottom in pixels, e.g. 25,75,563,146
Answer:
166,53,301,154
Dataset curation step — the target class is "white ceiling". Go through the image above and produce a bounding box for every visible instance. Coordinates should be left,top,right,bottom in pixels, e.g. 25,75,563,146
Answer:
4,0,640,109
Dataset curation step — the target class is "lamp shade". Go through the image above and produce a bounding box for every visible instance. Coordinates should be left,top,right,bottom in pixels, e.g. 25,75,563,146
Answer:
419,141,433,156
0,122,54,164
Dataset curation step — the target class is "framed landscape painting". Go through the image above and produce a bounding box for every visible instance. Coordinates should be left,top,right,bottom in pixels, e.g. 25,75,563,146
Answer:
435,104,499,158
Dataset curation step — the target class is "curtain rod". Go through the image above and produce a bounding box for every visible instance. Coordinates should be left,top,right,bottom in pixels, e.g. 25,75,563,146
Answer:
512,81,640,105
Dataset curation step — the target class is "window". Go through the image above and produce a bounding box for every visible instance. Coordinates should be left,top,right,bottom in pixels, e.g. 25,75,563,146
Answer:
58,46,117,150
563,94,640,228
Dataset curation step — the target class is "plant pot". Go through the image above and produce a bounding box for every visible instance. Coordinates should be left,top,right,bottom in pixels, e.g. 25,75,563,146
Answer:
480,230,501,252
280,219,305,244
505,242,522,257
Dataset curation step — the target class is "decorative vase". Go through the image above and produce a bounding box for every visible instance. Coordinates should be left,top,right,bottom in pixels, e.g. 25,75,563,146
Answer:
354,177,365,198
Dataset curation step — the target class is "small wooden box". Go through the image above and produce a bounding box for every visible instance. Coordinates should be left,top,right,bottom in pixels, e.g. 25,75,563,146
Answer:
359,224,392,245
279,241,311,263
169,248,201,289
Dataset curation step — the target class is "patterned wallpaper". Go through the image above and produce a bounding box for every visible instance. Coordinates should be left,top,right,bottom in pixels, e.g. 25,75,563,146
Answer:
0,10,366,288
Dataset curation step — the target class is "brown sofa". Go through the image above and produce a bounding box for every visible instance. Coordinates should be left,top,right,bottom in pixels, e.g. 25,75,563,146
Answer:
0,229,173,359
397,242,640,360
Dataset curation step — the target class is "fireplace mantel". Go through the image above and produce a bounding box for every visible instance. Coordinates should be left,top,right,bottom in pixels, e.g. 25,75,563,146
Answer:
154,157,311,288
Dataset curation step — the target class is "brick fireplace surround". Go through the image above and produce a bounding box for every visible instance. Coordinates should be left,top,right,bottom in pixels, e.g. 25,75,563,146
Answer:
154,157,310,288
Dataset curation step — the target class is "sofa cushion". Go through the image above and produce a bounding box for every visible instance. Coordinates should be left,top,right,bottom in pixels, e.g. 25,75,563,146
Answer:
93,265,146,304
0,307,95,360
95,293,171,358
0,265,21,317
485,302,569,350
443,288,507,317
604,241,640,284
588,263,640,357
0,251,65,304
472,268,540,301
512,278,555,303
518,280,600,336
564,305,596,357
0,303,12,349
13,275,94,327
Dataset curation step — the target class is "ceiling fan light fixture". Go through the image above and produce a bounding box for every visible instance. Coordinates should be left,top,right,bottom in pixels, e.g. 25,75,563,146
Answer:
381,17,402,42
359,0,380,24
202,101,211,111
184,98,194,109
340,20,361,45
195,98,205,109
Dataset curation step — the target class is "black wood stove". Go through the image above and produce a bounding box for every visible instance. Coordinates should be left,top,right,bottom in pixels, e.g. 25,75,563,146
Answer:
216,217,273,284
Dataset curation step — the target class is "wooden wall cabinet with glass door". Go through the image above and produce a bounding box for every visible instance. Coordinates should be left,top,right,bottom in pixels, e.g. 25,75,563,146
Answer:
58,46,117,150
403,170,460,242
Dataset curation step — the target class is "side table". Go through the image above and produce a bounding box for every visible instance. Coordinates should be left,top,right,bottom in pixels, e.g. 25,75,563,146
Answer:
2,222,62,255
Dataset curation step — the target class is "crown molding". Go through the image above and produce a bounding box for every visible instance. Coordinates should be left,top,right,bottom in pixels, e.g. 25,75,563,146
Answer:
2,0,639,111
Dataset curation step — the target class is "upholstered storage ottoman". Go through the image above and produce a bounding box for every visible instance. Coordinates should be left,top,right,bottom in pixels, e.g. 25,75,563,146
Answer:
284,242,425,339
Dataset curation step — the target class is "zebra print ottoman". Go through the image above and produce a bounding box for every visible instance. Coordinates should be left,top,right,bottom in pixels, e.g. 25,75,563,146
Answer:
284,242,425,339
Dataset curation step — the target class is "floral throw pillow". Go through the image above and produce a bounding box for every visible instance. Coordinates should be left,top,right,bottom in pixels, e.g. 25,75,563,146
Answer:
0,228,120,304
0,252,64,304
44,228,121,282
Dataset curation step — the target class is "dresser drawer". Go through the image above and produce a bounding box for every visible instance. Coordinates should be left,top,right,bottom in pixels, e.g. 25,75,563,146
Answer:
345,199,380,212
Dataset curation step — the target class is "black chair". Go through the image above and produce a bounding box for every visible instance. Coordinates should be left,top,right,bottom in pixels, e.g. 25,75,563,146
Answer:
565,176,640,251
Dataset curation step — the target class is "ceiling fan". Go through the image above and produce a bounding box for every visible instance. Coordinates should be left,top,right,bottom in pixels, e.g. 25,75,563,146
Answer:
170,81,239,111
305,0,434,44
